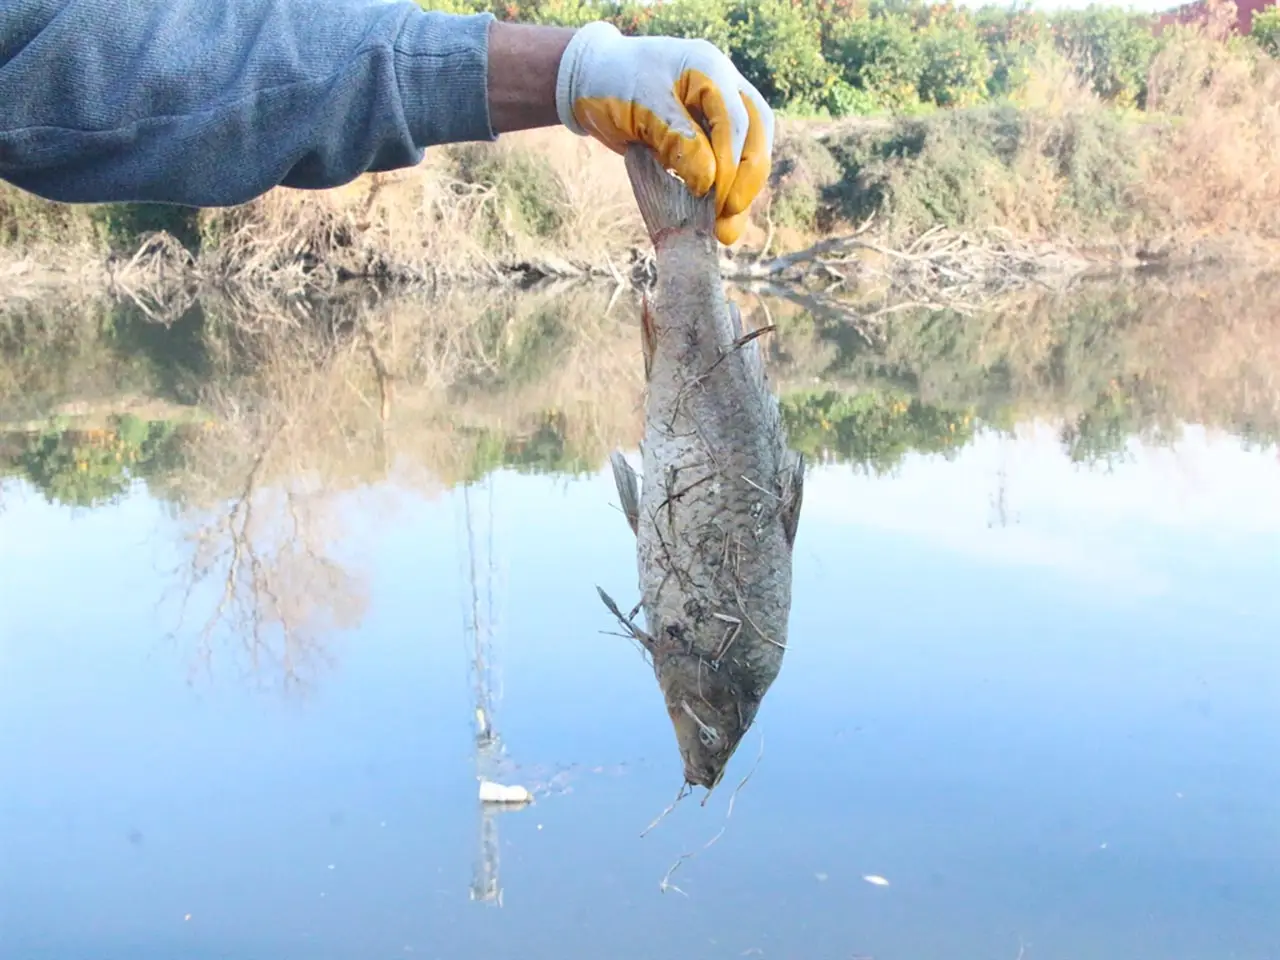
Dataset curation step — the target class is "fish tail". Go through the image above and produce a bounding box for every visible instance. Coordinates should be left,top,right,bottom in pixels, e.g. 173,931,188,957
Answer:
624,144,717,243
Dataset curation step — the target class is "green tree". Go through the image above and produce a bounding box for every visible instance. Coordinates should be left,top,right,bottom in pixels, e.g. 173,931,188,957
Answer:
519,0,604,26
917,15,994,107
729,0,839,108
831,11,926,110
638,0,735,51
972,4,1051,98
1050,7,1158,107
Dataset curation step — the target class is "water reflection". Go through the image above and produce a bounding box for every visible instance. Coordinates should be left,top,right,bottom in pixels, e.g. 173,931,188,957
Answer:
2,272,1280,958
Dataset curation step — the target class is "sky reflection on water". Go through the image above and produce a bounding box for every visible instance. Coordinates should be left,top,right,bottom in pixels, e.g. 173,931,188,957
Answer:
1,424,1278,960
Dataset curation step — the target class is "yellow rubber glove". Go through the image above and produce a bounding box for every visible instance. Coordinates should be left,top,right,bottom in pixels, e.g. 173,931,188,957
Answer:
555,21,774,246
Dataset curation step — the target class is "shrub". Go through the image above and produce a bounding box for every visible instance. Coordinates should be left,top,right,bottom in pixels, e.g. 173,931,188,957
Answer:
450,145,569,243
91,204,202,254
1253,6,1280,56
766,133,843,231
518,0,602,26
414,0,491,13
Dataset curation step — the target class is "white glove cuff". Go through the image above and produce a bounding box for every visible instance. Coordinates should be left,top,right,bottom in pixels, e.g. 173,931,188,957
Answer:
555,21,622,136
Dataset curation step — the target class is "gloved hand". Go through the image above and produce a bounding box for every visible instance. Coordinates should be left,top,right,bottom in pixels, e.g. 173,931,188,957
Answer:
555,21,774,246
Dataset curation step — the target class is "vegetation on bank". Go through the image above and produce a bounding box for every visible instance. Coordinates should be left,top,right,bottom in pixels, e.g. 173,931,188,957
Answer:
424,0,1176,117
1,0,1279,276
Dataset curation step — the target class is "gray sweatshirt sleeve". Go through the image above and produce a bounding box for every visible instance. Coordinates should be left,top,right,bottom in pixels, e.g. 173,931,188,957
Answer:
0,0,497,206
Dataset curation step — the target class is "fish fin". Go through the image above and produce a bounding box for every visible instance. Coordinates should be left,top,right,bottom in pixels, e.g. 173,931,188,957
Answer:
731,301,770,389
624,144,717,243
640,294,656,382
609,450,641,536
728,300,745,339
597,585,656,653
781,451,805,548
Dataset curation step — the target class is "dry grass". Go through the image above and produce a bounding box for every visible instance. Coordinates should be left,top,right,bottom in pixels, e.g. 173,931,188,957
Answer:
1142,30,1280,239
189,127,646,286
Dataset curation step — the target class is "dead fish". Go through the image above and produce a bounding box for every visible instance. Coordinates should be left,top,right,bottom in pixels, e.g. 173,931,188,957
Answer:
601,144,805,793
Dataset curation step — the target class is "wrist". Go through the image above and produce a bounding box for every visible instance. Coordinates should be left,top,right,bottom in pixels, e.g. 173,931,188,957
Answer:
486,21,576,134
554,21,622,134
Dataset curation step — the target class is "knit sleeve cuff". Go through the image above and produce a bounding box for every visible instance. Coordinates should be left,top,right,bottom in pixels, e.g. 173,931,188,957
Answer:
396,10,498,148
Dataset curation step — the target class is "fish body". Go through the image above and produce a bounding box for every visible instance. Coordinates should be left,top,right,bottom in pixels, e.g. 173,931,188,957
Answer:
607,145,805,791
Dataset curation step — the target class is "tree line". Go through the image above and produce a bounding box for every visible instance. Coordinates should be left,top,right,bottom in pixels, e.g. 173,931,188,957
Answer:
420,0,1280,116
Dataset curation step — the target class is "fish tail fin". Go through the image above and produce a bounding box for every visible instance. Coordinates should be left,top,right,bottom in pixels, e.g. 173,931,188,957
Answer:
624,144,717,243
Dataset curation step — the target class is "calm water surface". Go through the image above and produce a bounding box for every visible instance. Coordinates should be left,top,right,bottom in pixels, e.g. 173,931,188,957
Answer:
2,283,1280,960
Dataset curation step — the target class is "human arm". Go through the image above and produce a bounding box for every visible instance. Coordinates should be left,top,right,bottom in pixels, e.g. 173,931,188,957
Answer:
0,0,501,207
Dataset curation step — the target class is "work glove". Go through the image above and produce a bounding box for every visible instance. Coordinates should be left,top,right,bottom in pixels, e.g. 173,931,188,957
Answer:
555,21,774,246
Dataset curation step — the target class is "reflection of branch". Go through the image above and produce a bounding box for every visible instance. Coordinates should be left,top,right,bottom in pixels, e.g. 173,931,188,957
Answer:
737,282,884,346
722,214,877,282
200,444,272,649
171,392,369,693
361,317,397,476
361,323,395,423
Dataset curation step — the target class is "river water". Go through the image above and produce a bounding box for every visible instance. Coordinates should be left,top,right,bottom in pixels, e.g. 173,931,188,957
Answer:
2,276,1279,960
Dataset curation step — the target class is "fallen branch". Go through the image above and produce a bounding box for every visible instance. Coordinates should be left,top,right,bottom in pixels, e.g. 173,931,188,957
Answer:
721,223,1095,300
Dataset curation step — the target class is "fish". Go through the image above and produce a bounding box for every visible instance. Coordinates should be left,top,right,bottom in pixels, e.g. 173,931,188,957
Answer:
600,144,805,793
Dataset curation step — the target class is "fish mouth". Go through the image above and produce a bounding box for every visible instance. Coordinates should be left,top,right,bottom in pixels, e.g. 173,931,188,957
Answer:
684,764,728,791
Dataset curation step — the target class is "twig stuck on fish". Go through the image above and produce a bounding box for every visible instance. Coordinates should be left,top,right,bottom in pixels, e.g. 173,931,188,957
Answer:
739,473,781,502
597,585,655,652
640,781,692,839
699,323,778,382
732,582,786,651
657,733,766,896
729,324,777,352
711,612,742,663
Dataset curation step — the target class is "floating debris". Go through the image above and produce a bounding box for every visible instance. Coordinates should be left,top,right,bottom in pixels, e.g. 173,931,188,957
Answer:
862,875,891,887
479,780,532,804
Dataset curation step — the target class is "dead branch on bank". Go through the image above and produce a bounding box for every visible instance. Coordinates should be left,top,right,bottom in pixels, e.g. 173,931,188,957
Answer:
107,231,202,326
721,220,1097,297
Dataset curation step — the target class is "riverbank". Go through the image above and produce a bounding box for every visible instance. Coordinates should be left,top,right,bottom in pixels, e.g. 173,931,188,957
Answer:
4,22,1280,302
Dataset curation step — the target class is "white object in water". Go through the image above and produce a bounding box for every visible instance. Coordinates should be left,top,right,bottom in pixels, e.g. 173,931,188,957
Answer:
479,780,533,804
862,875,891,887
